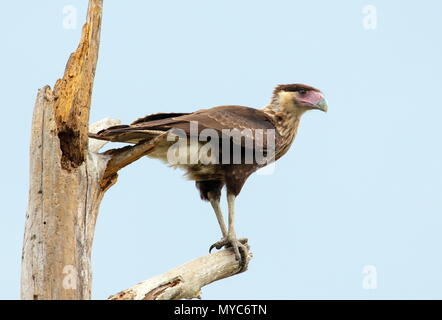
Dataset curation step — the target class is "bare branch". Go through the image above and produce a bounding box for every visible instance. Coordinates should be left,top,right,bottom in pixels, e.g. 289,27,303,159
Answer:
101,132,168,181
108,249,252,300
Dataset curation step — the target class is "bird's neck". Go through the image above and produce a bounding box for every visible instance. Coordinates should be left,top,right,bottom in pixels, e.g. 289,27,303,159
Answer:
262,101,303,160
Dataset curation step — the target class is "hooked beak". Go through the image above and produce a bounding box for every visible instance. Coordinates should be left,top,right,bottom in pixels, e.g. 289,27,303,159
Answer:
315,98,328,112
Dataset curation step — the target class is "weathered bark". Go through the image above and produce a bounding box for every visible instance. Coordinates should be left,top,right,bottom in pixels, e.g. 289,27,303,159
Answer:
21,0,104,299
21,0,252,300
22,86,118,299
108,249,252,300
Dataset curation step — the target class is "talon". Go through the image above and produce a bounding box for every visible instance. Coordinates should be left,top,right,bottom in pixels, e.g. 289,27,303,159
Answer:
209,237,248,253
230,239,249,271
209,237,229,253
238,243,249,271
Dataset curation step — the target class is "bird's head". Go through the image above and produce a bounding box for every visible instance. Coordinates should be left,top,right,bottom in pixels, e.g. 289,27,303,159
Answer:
271,84,328,115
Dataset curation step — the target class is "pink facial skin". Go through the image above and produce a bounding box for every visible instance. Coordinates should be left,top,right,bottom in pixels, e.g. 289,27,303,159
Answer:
297,90,325,106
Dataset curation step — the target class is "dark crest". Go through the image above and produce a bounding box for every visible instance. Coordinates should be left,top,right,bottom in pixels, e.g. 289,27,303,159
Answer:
273,84,320,95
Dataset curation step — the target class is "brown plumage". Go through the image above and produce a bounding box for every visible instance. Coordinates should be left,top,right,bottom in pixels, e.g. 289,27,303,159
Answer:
89,84,327,267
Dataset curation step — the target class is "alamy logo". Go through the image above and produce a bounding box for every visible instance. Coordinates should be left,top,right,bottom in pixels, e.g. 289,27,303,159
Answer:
362,5,377,30
165,121,276,166
62,265,78,290
362,265,377,289
62,5,77,30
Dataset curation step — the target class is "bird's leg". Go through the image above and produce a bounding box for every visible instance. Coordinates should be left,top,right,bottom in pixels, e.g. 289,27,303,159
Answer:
209,193,249,269
208,192,248,252
226,193,249,267
208,192,227,238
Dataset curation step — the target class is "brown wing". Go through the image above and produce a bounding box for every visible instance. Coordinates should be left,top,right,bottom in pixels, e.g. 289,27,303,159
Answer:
176,106,279,150
88,112,190,143
89,106,279,150
131,112,190,125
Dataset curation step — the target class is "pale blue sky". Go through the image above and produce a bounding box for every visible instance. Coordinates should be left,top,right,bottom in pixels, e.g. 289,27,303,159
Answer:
1,0,442,299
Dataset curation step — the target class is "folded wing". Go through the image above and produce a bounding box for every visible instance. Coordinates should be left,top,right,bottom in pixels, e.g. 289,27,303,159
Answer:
89,106,279,151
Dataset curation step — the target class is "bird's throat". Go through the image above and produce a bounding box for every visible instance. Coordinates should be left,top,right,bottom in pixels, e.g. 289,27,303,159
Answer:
262,102,302,160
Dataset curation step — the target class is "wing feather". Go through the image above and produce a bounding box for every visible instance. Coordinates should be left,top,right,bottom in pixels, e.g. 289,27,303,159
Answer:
89,106,279,150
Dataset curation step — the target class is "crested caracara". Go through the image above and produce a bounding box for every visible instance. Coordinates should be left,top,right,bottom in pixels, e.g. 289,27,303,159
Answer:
90,84,327,268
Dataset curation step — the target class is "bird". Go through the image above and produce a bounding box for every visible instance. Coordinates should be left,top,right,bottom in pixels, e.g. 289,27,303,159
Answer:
89,84,327,268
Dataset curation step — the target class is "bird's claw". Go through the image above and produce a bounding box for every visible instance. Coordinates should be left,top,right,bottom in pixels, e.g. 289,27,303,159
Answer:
209,237,249,270
209,237,248,252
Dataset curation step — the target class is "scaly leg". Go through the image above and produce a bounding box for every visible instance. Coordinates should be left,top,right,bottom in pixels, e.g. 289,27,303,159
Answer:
208,191,227,238
209,193,249,269
226,193,248,267
208,192,247,252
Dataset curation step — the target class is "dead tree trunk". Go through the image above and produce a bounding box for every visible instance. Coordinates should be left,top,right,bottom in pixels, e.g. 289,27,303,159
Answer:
21,0,105,300
21,0,251,300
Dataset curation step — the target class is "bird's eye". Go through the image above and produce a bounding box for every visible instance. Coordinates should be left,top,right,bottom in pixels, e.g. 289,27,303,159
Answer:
298,89,307,95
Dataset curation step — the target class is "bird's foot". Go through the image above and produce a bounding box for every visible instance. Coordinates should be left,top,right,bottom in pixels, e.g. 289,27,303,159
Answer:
209,237,248,252
209,236,249,270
